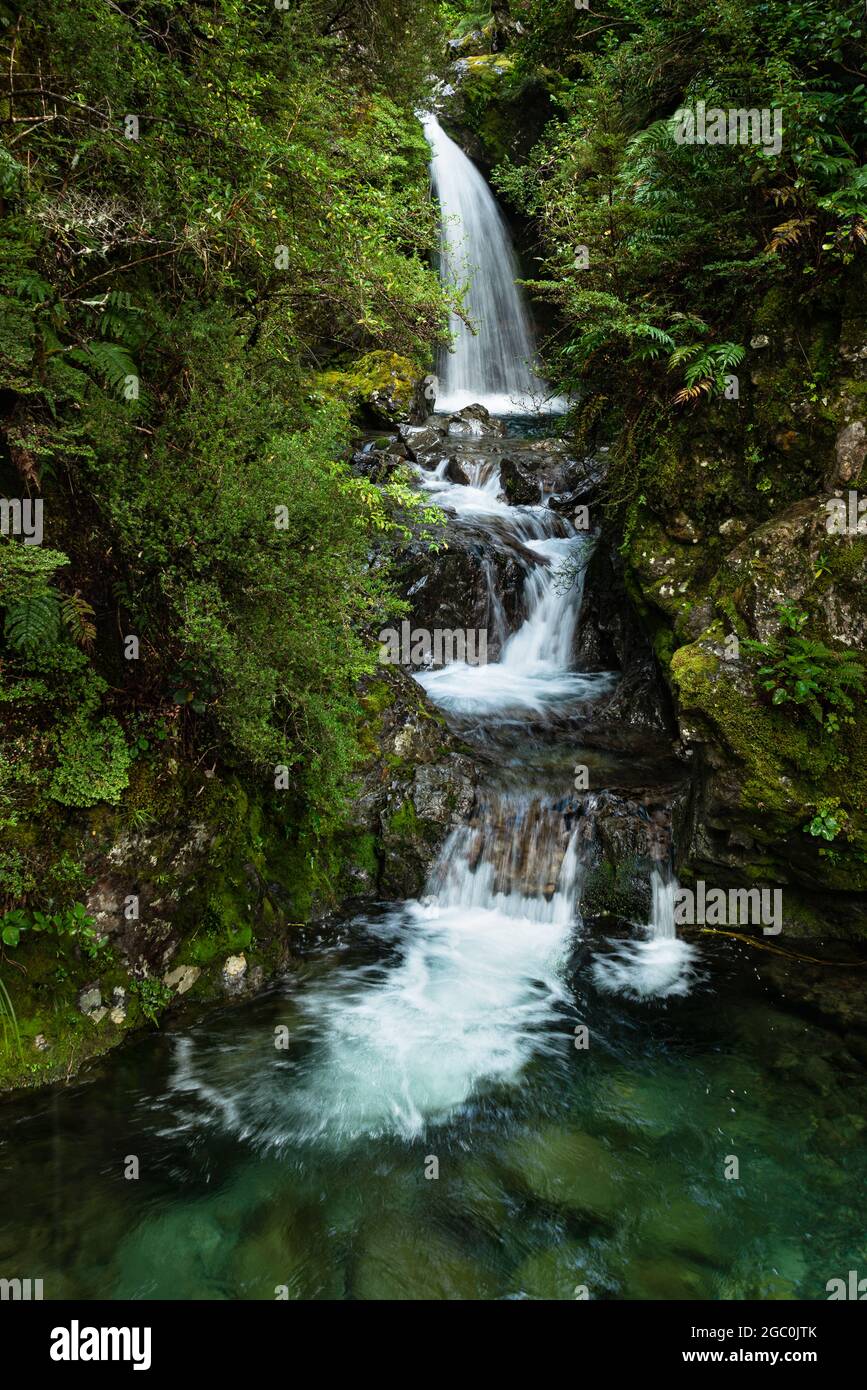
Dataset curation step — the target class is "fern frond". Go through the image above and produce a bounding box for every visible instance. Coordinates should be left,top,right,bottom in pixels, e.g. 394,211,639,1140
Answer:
68,342,138,397
4,592,61,654
60,591,97,651
768,217,814,254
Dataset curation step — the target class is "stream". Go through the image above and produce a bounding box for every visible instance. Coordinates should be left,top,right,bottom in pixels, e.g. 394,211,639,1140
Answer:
2,111,866,1304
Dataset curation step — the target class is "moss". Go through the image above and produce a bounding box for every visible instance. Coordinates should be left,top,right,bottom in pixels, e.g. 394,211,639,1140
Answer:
312,350,421,425
581,859,650,921
388,798,419,836
671,628,867,880
184,918,253,965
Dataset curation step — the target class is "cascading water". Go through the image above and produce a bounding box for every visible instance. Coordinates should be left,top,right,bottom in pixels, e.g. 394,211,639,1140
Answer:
423,112,562,415
249,476,616,1142
163,113,669,1147
592,867,699,999
414,458,616,719
12,98,845,1306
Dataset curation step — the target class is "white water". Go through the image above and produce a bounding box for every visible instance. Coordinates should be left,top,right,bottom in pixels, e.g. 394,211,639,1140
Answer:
165,122,683,1148
271,483,612,1139
592,868,699,1000
423,113,564,415
415,459,617,717
218,466,610,1142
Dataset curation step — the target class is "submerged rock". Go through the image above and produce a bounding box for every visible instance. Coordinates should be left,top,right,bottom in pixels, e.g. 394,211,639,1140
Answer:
505,1127,624,1219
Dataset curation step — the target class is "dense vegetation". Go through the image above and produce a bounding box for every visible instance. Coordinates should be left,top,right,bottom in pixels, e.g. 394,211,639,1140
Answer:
0,0,451,902
1,0,865,1081
446,0,866,890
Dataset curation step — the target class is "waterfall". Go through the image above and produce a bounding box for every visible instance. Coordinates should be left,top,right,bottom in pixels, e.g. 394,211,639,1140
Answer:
168,113,679,1146
422,113,562,415
649,867,677,940
591,868,699,1000
414,459,616,719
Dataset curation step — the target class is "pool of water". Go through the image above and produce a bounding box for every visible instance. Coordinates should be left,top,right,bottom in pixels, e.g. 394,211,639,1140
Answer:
2,919,865,1301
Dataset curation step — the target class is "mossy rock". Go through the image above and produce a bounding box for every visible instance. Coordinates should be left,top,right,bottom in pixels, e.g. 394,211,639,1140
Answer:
312,351,424,426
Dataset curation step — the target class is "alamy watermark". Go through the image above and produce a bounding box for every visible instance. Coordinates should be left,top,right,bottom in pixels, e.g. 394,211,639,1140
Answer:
50,1321,151,1370
378,622,488,667
673,101,782,156
825,490,866,535
674,881,782,935
0,1276,43,1299
0,497,43,545
827,1270,867,1299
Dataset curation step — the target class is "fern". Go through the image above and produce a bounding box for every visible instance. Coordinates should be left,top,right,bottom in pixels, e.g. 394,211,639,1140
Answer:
669,342,745,404
60,591,97,651
69,341,138,397
81,291,146,349
0,147,24,195
4,592,61,655
768,217,815,254
8,272,53,305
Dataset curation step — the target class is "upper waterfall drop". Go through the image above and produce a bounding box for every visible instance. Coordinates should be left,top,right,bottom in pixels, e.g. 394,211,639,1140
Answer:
422,112,562,416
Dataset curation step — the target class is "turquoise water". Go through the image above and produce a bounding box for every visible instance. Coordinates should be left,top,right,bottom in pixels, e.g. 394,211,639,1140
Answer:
2,922,865,1301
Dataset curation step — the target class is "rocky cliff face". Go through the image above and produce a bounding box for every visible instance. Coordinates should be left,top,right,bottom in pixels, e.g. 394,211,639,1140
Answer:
621,390,867,939
433,24,866,946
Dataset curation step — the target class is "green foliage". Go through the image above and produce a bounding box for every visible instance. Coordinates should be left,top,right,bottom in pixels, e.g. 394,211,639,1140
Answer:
3,591,61,655
742,606,865,734
0,0,454,870
0,901,96,950
492,0,867,515
129,976,173,1026
804,799,850,842
0,973,21,1059
49,716,133,808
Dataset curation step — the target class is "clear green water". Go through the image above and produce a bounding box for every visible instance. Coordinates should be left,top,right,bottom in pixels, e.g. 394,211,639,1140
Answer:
2,923,865,1301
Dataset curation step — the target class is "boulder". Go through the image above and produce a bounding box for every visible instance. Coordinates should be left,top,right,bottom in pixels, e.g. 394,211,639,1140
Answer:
499,457,541,505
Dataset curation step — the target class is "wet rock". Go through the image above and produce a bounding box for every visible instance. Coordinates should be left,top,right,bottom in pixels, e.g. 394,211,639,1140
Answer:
756,955,867,1032
33,1034,50,1052
447,403,507,438
512,1244,596,1300
545,451,608,510
624,1257,712,1300
505,1128,624,1219
443,456,470,485
222,954,247,995
350,448,409,482
831,418,866,487
399,419,449,460
395,524,528,661
499,457,541,505
572,540,675,738
349,668,479,900
412,763,475,822
353,1221,496,1300
640,1195,723,1265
